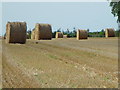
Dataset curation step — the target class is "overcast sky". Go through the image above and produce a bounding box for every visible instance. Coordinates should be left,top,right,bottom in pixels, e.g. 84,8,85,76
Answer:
1,2,118,36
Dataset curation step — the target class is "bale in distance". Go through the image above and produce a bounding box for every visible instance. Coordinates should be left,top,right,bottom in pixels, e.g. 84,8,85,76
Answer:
105,28,115,38
56,32,63,38
6,22,27,44
63,35,67,38
34,23,52,40
77,29,88,40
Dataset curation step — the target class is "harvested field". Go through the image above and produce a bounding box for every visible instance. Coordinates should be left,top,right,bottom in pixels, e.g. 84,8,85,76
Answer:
0,40,2,88
1,37,118,88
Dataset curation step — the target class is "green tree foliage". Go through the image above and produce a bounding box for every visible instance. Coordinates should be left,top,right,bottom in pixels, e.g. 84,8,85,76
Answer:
52,31,56,38
115,30,120,37
27,30,31,39
110,1,120,36
88,29,105,37
57,28,61,32
110,1,120,23
99,29,105,37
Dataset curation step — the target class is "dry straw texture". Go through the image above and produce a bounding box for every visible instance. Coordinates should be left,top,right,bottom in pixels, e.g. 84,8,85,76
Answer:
56,32,63,38
105,28,115,37
6,22,27,44
34,23,52,40
31,29,35,39
77,29,88,40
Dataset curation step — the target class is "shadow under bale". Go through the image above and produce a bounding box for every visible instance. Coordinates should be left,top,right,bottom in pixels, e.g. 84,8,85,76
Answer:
6,22,27,44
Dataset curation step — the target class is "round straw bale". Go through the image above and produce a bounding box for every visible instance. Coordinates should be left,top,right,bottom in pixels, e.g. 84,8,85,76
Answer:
105,28,115,37
34,23,52,40
77,29,88,40
6,22,27,44
56,32,63,38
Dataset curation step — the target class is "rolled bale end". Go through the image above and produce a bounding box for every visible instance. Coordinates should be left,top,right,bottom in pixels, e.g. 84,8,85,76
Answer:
63,35,67,38
105,28,115,38
35,23,52,40
77,29,88,40
56,32,63,38
6,22,27,44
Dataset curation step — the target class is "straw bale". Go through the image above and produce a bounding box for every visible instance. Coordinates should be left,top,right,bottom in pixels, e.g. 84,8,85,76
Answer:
56,32,63,38
34,23,52,40
6,22,27,44
77,29,88,40
105,28,115,37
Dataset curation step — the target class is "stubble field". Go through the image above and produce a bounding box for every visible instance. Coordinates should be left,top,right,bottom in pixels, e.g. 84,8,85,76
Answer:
1,37,118,88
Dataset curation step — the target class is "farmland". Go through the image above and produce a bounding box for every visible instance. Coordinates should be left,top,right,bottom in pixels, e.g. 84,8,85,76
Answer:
1,37,118,88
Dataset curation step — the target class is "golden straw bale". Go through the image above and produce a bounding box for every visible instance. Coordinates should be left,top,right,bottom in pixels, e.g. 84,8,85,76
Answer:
77,29,88,40
56,32,63,38
6,22,27,44
105,28,115,37
34,23,52,40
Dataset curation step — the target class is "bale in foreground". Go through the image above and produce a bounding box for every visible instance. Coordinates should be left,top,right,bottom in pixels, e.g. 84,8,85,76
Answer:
6,22,27,44
35,23,52,40
77,29,88,40
56,32,63,38
105,28,115,38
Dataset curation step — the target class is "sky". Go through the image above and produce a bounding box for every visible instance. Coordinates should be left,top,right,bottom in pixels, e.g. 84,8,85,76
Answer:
1,0,112,2
1,2,118,36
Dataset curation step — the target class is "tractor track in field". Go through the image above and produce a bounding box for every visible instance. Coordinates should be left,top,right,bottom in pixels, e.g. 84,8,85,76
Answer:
2,44,41,88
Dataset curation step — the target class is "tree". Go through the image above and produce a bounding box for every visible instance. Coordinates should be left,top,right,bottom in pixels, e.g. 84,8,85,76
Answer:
27,29,31,39
110,1,120,23
67,28,70,34
110,1,120,31
99,29,105,37
73,27,77,37
87,29,90,37
52,31,56,38
87,29,90,33
110,1,120,37
57,28,61,32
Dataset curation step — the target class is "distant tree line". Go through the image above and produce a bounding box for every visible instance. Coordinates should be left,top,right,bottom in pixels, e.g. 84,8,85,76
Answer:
52,28,120,38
